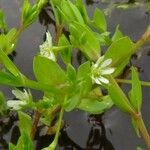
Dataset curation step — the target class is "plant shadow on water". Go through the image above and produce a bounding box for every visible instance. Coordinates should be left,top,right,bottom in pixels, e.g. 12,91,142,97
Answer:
0,0,150,150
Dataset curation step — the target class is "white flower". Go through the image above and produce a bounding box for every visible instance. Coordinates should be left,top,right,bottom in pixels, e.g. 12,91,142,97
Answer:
91,56,115,85
7,100,26,110
7,89,32,110
39,31,56,61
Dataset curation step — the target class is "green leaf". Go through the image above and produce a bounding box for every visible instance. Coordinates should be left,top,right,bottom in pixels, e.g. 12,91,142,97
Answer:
9,143,16,150
0,10,8,31
0,49,21,77
77,61,91,79
77,61,92,97
58,34,72,64
108,76,135,114
78,96,113,114
130,67,142,112
65,94,80,112
18,111,32,135
75,0,89,23
67,64,76,82
70,22,100,60
33,55,67,86
9,132,33,150
104,37,133,68
21,0,39,27
91,8,107,32
112,25,123,42
58,0,84,24
0,71,23,87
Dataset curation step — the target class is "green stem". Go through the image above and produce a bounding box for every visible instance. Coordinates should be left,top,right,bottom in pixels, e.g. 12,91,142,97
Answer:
133,26,150,53
136,115,150,150
116,79,150,87
47,96,67,150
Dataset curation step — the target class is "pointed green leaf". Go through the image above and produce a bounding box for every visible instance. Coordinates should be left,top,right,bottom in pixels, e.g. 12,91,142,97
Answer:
65,94,80,112
67,64,76,82
92,8,107,32
58,34,72,64
105,37,133,68
18,111,32,135
112,25,123,42
130,67,142,112
108,76,135,114
33,55,67,86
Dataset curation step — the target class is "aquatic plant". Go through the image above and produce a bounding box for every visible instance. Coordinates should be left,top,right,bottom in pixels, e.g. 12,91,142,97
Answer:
0,0,150,149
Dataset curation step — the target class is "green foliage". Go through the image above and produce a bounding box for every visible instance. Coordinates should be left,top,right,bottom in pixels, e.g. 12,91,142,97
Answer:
0,10,8,32
90,8,107,32
57,0,85,25
33,55,67,86
130,67,142,112
108,76,134,114
70,22,100,60
78,96,113,114
9,112,33,150
0,0,149,149
105,37,133,76
0,28,17,54
58,34,72,64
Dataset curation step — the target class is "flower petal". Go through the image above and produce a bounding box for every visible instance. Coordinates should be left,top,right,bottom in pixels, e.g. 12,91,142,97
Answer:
101,68,115,75
7,100,26,110
98,76,109,84
93,77,102,85
96,56,104,66
101,58,112,68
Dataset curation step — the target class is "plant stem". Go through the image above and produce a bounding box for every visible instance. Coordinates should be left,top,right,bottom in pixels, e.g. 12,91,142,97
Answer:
55,24,63,44
116,79,150,87
133,26,150,53
48,96,67,150
12,25,25,43
30,110,41,139
135,114,150,150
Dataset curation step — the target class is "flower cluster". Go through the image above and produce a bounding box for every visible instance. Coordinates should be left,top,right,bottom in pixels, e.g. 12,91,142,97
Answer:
39,31,56,61
91,56,115,85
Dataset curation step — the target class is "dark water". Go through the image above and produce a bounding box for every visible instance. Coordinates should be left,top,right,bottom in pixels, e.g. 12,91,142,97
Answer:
0,0,150,150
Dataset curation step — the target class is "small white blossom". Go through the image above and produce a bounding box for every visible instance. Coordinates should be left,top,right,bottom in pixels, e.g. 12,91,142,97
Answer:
7,100,26,110
91,56,115,85
7,89,32,110
39,31,56,61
